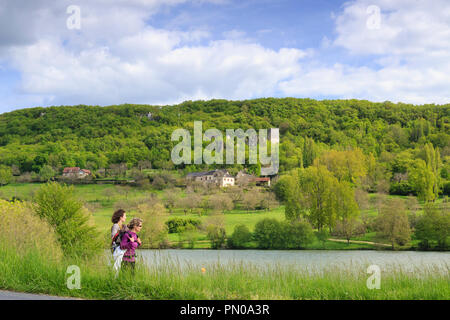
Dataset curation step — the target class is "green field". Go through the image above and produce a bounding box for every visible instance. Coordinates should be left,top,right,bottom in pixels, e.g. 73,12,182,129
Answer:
0,182,437,250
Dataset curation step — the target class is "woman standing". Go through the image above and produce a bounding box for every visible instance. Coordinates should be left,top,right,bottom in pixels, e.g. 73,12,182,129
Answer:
120,218,143,275
111,209,127,274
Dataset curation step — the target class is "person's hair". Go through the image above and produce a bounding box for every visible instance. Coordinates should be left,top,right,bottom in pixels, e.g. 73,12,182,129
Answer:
128,218,143,230
111,209,126,224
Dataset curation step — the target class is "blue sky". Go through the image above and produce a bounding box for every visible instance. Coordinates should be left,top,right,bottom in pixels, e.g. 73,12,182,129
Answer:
0,0,449,113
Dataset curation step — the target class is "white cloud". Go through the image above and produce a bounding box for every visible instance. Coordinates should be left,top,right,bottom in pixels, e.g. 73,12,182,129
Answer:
279,0,450,104
9,30,306,107
1,0,449,110
333,0,450,56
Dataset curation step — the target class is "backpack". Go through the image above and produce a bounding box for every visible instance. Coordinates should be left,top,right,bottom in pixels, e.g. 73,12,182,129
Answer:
111,230,126,249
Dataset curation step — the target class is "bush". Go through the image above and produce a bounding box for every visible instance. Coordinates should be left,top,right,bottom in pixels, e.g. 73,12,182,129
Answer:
415,203,450,250
33,182,102,258
315,229,330,247
206,225,226,249
254,218,315,249
0,165,12,186
281,220,315,249
179,224,197,249
227,224,252,249
273,175,295,202
165,217,201,233
389,182,414,196
442,181,450,196
253,218,284,249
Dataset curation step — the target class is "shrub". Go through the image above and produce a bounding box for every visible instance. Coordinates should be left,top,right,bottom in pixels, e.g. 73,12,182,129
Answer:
281,220,315,249
415,203,450,250
206,225,226,249
179,224,197,249
443,181,450,196
0,165,12,186
227,224,252,249
375,198,411,249
33,182,102,258
254,218,315,249
165,217,201,233
273,175,295,202
315,229,329,248
389,182,414,196
253,218,283,249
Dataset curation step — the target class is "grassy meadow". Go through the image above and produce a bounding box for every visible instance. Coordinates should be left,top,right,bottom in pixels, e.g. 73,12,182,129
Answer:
0,182,391,250
0,182,441,250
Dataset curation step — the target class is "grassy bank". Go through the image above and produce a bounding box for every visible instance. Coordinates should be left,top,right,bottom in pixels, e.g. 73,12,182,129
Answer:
0,247,448,300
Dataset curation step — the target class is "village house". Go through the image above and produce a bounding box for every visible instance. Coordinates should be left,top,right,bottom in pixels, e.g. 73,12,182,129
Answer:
186,169,235,187
235,170,271,187
62,167,91,179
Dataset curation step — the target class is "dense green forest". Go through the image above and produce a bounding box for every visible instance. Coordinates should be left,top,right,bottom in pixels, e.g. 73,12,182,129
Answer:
0,98,449,197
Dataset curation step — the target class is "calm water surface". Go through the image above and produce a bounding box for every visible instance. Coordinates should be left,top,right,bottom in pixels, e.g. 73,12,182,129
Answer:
138,249,450,274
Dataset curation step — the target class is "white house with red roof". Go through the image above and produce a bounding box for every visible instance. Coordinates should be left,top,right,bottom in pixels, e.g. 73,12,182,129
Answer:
62,167,91,178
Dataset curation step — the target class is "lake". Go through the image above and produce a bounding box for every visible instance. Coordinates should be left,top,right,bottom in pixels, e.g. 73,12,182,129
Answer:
138,249,450,275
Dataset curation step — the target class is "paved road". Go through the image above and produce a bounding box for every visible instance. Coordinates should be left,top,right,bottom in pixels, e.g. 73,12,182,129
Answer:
0,290,75,300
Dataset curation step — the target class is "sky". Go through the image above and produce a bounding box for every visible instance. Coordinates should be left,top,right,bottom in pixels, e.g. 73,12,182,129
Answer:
0,0,449,113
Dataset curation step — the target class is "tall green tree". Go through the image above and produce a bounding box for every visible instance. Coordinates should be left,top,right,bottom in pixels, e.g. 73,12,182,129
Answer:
285,166,338,230
0,166,12,186
415,203,449,249
408,159,435,202
424,143,441,199
375,199,411,249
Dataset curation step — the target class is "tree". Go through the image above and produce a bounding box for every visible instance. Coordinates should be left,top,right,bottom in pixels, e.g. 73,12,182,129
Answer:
408,159,435,202
314,148,367,184
424,142,442,199
253,218,283,249
102,187,116,202
210,193,234,213
164,189,178,213
137,201,169,248
354,188,370,210
226,186,244,208
375,199,411,249
282,219,314,249
259,191,278,211
179,224,197,249
333,218,365,244
33,182,102,258
285,166,339,230
333,182,362,242
415,203,450,249
241,189,260,213
177,193,201,215
273,174,296,202
227,224,252,248
39,165,56,182
315,229,329,248
0,166,12,186
206,225,226,249
303,137,317,168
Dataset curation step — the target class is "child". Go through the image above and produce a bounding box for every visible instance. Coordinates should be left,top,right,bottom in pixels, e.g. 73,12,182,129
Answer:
120,218,143,275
